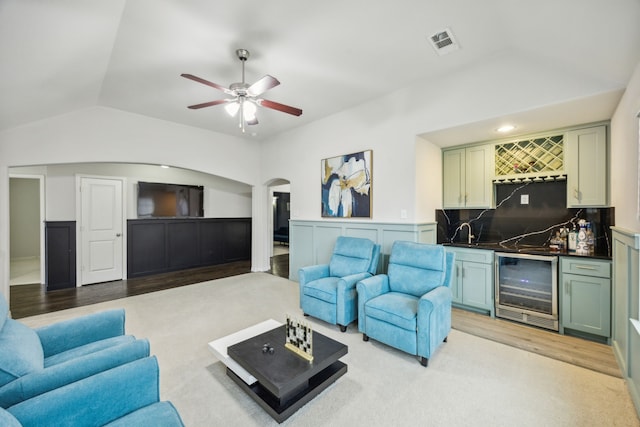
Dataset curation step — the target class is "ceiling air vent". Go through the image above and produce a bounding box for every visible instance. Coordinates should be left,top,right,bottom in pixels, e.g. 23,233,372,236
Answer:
429,28,459,56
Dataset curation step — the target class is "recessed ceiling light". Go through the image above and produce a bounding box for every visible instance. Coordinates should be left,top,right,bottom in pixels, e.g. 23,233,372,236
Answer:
497,125,515,133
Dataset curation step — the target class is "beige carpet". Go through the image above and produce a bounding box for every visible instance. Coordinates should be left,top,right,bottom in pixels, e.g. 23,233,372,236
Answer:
20,273,640,427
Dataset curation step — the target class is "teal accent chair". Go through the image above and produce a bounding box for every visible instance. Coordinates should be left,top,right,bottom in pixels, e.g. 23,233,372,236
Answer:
0,293,150,408
299,236,381,332
357,242,455,366
0,356,184,426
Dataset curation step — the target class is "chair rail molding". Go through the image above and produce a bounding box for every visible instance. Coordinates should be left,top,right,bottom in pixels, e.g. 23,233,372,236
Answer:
289,219,437,282
610,226,640,418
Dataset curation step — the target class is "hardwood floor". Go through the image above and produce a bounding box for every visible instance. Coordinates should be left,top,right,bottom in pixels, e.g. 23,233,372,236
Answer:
9,251,621,378
10,254,288,319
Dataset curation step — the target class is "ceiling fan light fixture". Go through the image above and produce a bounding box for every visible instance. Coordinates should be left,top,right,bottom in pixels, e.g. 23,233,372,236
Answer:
243,101,257,121
182,48,302,133
225,101,240,117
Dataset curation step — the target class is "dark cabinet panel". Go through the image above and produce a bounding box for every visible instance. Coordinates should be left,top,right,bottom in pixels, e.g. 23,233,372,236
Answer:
167,221,199,269
45,221,76,291
199,221,224,265
127,218,251,278
223,220,252,262
128,221,167,276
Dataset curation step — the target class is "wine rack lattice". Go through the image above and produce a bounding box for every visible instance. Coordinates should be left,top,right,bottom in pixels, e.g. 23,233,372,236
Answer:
495,135,563,176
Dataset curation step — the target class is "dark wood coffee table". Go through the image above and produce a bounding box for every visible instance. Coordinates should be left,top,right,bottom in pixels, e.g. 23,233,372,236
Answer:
226,324,348,423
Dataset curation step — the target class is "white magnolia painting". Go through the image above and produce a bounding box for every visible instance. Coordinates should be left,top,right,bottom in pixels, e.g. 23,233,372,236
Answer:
321,150,372,218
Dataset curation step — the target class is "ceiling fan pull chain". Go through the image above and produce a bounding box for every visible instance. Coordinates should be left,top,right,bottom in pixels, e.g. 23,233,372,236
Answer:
239,98,245,132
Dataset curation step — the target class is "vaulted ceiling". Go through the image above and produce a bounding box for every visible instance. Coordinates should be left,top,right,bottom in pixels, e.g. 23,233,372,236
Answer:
1,1,639,144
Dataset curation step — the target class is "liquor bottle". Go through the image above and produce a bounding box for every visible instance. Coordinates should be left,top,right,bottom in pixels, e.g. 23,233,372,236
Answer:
568,224,577,251
586,222,595,254
576,220,588,254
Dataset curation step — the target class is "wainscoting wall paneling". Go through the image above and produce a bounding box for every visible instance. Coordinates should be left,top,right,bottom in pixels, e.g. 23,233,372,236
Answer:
289,220,437,281
611,226,640,418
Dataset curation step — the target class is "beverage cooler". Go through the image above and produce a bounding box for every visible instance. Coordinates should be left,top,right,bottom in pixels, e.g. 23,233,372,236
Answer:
495,252,559,331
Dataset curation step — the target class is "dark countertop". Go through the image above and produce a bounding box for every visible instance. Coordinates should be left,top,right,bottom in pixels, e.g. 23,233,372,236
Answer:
442,242,611,260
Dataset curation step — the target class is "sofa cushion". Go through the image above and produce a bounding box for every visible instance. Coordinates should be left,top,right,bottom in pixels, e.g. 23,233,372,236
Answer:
302,277,340,304
44,335,135,368
364,292,419,332
388,242,446,297
329,237,375,277
0,408,21,427
0,319,44,388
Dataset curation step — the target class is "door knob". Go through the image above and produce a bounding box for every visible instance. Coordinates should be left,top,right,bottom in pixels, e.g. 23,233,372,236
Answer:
116,233,122,237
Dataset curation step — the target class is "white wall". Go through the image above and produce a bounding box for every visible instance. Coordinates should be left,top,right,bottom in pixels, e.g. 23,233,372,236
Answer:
415,135,443,220
0,106,261,184
1,52,635,300
19,162,252,220
0,106,262,300
611,61,640,231
260,50,622,223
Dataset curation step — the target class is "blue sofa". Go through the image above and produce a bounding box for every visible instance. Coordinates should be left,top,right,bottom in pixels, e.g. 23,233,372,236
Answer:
357,242,455,366
0,356,184,426
299,236,381,331
0,293,150,408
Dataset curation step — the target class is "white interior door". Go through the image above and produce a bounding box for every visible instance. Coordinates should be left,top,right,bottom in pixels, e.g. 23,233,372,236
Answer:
80,177,124,285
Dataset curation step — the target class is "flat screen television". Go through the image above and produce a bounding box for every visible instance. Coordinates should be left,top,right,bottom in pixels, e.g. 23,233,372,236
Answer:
137,181,204,218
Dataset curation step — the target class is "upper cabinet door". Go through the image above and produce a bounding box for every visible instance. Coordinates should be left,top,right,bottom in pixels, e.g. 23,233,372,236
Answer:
565,126,607,207
443,148,465,208
442,145,493,209
465,145,494,209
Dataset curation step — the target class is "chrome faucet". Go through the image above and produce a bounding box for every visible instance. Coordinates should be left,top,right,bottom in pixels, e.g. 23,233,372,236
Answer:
458,222,474,244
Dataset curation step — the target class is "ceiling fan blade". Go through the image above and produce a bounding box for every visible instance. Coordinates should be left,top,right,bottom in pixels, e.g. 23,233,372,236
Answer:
181,73,233,95
247,75,280,97
187,99,230,109
258,99,303,116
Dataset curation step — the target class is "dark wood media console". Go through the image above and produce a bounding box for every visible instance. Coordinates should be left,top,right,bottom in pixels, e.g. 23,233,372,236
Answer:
127,217,251,278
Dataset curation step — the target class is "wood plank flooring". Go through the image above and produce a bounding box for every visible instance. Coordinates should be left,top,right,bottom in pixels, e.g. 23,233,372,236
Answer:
452,308,621,378
9,252,621,377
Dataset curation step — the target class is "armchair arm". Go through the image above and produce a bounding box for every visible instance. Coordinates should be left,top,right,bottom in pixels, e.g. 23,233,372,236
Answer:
336,272,372,326
298,264,330,286
356,275,390,333
35,309,126,358
298,264,330,307
356,274,389,303
0,339,150,408
417,286,452,359
8,357,163,427
337,272,371,294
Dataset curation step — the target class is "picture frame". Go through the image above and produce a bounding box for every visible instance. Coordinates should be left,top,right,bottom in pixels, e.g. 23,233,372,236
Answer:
321,150,372,218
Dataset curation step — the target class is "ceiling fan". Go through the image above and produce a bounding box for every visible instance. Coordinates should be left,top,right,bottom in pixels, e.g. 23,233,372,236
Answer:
181,49,302,133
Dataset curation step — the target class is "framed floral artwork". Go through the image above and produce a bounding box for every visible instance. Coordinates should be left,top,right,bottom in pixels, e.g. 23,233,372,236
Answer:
321,150,372,218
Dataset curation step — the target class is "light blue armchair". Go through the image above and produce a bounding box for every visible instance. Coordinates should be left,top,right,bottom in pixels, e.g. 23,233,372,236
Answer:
357,241,455,366
299,236,381,332
0,293,150,408
0,356,184,426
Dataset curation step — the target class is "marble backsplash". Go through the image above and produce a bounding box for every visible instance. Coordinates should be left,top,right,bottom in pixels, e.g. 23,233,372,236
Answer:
436,180,614,257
